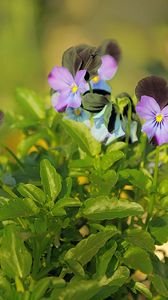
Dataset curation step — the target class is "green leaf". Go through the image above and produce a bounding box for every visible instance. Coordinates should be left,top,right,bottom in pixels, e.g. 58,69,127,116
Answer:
53,197,82,208
40,159,62,202
31,278,51,300
149,215,168,244
81,196,144,220
92,266,130,300
101,151,124,170
150,274,168,297
126,229,155,252
16,88,45,119
133,282,152,299
158,179,168,195
61,119,101,156
0,224,32,279
89,170,118,196
18,183,46,204
64,231,115,266
0,196,39,221
52,279,100,300
123,246,153,274
82,93,109,112
96,241,117,277
119,169,151,190
66,259,85,278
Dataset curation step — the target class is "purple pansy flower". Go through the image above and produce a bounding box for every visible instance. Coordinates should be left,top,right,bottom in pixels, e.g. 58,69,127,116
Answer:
48,67,88,112
91,55,118,93
135,76,168,145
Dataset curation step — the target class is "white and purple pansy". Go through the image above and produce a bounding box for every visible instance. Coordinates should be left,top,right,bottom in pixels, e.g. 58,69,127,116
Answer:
48,66,88,112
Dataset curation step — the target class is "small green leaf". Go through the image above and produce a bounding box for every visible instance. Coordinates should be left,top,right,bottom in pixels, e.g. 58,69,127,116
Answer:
0,196,39,221
40,159,62,202
16,88,45,119
18,183,46,204
66,259,85,278
0,224,32,279
120,169,151,190
81,196,144,220
126,229,155,252
65,231,115,266
96,241,117,277
101,151,124,170
54,197,82,208
123,246,153,274
133,282,152,299
61,119,101,156
158,179,168,195
150,274,168,297
149,215,168,244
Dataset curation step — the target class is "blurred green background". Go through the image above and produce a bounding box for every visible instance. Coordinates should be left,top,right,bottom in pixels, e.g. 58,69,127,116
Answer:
0,2,168,294
1,0,168,110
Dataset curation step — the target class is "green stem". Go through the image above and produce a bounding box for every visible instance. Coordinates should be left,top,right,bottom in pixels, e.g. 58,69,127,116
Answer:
4,146,24,169
88,81,93,93
140,133,147,168
125,102,132,145
148,146,160,216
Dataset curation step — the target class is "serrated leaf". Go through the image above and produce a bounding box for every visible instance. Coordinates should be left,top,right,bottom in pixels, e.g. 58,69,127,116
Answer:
123,246,153,274
65,231,115,266
126,229,155,252
0,224,32,279
40,159,62,202
61,119,101,156
101,151,124,170
0,196,39,221
149,215,168,244
18,184,46,204
81,196,144,220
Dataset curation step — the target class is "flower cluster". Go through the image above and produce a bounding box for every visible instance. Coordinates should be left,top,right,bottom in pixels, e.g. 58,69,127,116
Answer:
48,40,168,146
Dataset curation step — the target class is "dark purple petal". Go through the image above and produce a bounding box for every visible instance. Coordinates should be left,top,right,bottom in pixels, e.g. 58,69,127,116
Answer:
98,55,118,80
48,66,74,91
135,76,168,109
136,96,160,120
98,40,121,63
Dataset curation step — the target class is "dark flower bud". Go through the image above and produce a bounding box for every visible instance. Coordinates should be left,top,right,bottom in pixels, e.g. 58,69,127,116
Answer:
135,76,168,109
62,44,101,80
98,39,121,63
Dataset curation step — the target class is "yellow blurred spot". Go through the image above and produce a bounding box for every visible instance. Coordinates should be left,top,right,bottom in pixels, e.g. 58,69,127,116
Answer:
156,114,163,123
92,75,100,83
79,225,89,237
29,139,48,153
77,176,89,185
124,185,133,191
120,191,128,199
71,85,78,93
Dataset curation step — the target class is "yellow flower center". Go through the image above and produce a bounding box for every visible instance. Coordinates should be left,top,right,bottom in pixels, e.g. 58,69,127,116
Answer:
156,114,163,123
92,75,100,84
71,85,78,93
74,108,81,116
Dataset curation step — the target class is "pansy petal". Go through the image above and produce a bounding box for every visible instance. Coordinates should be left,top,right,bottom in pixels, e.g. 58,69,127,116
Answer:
136,96,160,120
67,93,82,108
141,119,157,139
48,66,74,91
98,55,118,80
74,70,86,85
92,80,111,93
51,92,70,112
91,124,109,142
154,122,168,145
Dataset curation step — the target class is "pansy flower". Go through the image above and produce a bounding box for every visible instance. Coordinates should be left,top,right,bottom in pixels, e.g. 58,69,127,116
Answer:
135,76,168,145
91,40,121,93
65,107,90,124
48,67,88,112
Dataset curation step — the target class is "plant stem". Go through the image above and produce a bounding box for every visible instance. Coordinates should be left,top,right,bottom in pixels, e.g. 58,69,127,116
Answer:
148,146,160,217
125,102,132,145
88,81,93,93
